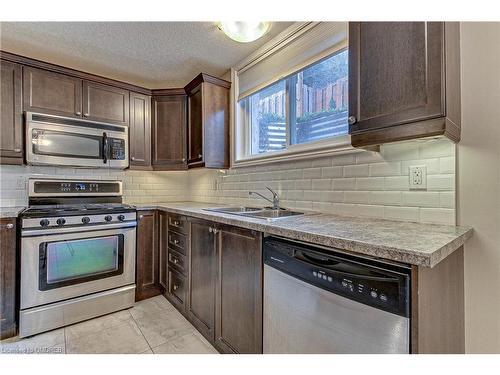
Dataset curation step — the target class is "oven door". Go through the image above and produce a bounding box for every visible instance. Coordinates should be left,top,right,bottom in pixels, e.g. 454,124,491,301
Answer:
25,112,129,169
21,224,136,309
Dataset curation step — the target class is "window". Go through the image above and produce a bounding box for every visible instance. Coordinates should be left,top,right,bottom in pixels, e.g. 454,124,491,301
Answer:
238,48,349,160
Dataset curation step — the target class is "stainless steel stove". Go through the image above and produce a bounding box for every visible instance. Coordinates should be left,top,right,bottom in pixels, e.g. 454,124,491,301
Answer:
19,179,137,338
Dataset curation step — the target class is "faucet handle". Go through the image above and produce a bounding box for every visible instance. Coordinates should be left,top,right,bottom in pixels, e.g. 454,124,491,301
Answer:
266,186,278,197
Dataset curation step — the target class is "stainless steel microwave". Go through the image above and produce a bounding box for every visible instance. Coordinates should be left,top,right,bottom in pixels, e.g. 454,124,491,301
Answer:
25,112,129,169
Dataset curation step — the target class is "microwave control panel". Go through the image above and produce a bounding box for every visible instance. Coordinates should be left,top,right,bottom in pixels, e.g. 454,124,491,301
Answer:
109,138,126,160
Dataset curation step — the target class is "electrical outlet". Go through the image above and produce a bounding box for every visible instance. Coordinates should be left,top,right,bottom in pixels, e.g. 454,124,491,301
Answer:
409,166,427,190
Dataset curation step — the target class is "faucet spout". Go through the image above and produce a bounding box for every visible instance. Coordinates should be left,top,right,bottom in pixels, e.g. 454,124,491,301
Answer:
249,186,281,210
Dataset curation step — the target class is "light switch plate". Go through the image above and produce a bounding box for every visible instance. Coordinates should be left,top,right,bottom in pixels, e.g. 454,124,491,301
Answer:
409,165,427,190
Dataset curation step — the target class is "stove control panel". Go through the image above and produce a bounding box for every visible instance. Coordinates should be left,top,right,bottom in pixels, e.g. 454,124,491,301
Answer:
22,212,137,229
30,179,122,196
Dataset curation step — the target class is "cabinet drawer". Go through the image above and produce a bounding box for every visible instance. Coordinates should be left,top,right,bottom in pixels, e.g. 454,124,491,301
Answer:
167,267,186,312
168,214,187,235
168,248,187,274
168,231,187,254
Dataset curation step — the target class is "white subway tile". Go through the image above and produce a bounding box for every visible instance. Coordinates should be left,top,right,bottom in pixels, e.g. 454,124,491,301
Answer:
295,179,312,190
419,138,455,158
420,208,455,225
427,175,455,191
439,157,455,174
402,192,440,207
344,191,371,204
370,191,402,206
369,162,401,177
332,178,356,191
439,192,455,209
311,179,332,191
312,158,332,167
355,177,385,191
384,176,409,191
381,142,419,161
321,166,343,178
344,164,369,177
303,168,322,179
384,207,419,222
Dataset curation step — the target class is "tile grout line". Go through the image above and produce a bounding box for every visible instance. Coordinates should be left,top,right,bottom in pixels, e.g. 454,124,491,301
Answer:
127,307,154,354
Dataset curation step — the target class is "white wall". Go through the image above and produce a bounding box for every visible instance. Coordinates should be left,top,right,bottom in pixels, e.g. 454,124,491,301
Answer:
190,138,456,225
459,22,500,353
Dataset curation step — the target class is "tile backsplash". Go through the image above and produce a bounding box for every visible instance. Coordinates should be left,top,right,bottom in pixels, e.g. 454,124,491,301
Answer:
189,138,456,225
0,137,456,225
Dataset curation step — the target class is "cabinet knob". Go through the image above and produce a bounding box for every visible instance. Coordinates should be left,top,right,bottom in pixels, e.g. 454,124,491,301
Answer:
348,116,357,125
173,239,179,245
83,113,89,117
131,157,135,161
208,227,213,233
198,154,202,158
182,158,186,162
173,285,179,291
75,111,82,116
14,148,21,152
139,215,144,219
1,223,14,229
213,228,219,234
174,221,180,226
173,259,178,264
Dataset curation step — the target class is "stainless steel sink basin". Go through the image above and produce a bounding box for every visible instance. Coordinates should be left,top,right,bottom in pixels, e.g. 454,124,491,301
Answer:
204,206,262,214
203,206,305,221
240,209,305,220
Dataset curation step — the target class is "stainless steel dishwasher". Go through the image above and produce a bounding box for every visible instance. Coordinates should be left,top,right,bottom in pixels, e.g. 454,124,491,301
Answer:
263,236,411,354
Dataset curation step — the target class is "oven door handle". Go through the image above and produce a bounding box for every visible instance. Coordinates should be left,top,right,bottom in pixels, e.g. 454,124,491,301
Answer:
102,132,108,164
21,221,137,237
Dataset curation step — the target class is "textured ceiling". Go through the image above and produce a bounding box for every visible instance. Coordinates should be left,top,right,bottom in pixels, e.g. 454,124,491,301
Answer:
0,22,293,88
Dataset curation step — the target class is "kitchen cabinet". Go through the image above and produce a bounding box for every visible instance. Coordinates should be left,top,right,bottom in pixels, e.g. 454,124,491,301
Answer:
187,217,217,341
215,225,263,354
152,93,187,170
82,80,129,125
129,92,152,169
135,210,163,301
185,73,230,169
23,66,83,118
0,218,17,340
158,211,168,291
0,60,23,164
348,22,461,147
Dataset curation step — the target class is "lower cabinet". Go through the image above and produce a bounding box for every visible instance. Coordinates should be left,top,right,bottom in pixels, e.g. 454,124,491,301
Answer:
135,210,163,301
158,211,168,291
187,218,217,341
0,218,17,340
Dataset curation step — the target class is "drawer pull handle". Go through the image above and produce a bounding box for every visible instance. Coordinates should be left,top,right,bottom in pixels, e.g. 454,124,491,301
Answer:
173,239,179,245
14,148,21,152
208,227,213,233
173,259,178,264
173,285,179,291
83,113,89,117
174,221,180,226
1,223,14,229
76,111,82,116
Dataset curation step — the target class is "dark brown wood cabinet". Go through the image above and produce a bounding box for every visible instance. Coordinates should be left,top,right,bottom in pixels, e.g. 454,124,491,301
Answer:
23,66,83,118
152,93,187,170
215,225,263,354
0,218,17,340
187,217,217,341
185,73,230,169
129,92,152,169
349,22,461,147
135,210,163,301
0,61,23,164
83,80,129,125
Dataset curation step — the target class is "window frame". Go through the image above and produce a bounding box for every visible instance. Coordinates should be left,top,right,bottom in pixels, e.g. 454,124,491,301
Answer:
232,41,357,168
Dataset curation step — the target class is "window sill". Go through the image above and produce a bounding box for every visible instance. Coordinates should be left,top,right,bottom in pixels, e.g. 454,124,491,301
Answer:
232,135,368,168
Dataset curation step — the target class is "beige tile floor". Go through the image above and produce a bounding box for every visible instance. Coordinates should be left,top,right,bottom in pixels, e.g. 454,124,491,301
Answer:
0,295,218,354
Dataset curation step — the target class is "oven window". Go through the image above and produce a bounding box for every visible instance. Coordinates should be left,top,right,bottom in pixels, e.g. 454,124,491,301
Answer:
39,235,124,290
32,129,103,159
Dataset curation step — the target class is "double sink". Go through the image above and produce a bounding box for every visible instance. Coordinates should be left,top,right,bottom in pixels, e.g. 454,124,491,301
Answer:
203,206,305,221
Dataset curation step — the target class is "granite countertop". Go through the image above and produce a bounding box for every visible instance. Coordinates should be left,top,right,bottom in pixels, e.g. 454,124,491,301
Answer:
0,206,25,218
134,201,473,268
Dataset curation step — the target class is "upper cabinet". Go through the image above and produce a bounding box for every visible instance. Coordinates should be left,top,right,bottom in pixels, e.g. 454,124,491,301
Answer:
129,91,152,168
185,73,230,169
0,61,23,164
348,22,461,147
82,80,129,125
152,92,187,170
23,66,83,118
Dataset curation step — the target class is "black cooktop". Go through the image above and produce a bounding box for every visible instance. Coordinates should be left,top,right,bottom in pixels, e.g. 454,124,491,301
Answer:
21,203,136,218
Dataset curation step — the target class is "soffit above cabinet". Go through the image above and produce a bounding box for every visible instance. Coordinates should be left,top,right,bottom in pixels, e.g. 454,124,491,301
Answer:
0,22,293,89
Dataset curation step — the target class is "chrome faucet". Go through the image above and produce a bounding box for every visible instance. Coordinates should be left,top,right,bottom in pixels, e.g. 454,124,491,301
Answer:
249,186,281,210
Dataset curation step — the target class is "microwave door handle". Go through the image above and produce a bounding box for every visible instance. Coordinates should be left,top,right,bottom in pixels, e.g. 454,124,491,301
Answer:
102,132,108,164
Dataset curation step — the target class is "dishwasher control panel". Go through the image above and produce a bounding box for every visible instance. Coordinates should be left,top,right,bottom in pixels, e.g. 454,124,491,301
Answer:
264,237,410,318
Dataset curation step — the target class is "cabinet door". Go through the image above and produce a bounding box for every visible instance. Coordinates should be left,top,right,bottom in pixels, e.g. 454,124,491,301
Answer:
158,211,168,291
135,210,162,301
23,66,82,118
0,218,17,340
0,61,23,163
129,92,152,168
349,22,445,135
152,95,187,170
215,225,263,353
187,85,203,166
187,218,216,342
83,81,129,125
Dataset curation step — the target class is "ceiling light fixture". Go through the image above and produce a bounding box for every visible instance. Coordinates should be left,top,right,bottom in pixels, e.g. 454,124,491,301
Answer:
218,22,271,43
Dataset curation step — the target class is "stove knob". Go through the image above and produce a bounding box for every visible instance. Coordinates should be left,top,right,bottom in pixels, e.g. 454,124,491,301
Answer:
40,219,50,227
117,214,125,222
81,217,90,224
56,218,66,226
104,215,113,222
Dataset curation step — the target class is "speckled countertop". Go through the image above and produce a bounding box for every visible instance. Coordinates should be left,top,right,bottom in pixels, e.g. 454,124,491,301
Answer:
134,201,473,268
0,206,25,219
